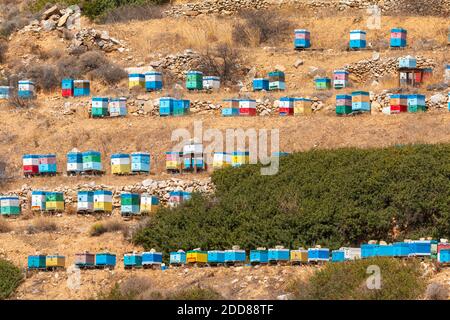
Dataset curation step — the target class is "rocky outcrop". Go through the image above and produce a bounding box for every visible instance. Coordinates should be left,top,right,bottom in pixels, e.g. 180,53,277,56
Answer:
164,0,269,17
68,28,126,53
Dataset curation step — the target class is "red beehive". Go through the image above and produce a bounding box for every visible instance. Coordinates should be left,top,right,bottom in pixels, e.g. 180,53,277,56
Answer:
62,88,73,97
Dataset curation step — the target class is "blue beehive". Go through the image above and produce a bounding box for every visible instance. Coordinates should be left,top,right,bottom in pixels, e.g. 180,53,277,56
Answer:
393,242,411,257
250,249,268,264
207,250,225,264
173,99,190,116
352,91,371,112
73,80,90,97
131,152,150,173
448,93,450,111
0,86,11,99
142,251,163,267
124,253,142,268
409,240,435,257
253,78,269,91
308,248,330,262
18,80,35,99
28,255,46,269
222,99,240,116
268,247,290,263
38,154,57,174
159,97,175,116
225,248,246,264
170,250,186,265
67,151,83,173
377,244,394,257
349,30,366,49
95,253,116,267
294,29,311,49
390,28,407,48
145,71,163,91
361,244,378,258
399,56,417,68
121,192,140,215
440,249,450,263
332,250,345,262
62,78,73,89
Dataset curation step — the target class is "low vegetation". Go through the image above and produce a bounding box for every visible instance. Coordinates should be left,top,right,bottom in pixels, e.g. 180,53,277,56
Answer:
90,219,128,237
27,217,58,234
288,257,426,300
99,276,222,300
0,218,11,233
134,144,450,252
0,259,23,300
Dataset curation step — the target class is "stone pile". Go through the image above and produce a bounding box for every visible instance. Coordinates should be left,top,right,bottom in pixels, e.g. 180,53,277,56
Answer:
68,28,126,53
149,50,202,81
20,5,81,33
7,178,214,210
164,0,269,17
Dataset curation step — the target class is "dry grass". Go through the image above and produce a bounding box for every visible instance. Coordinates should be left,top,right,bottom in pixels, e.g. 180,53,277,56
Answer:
0,217,11,233
90,219,128,237
27,217,58,234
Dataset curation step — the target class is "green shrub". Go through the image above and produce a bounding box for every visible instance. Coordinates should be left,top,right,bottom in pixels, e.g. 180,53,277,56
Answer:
134,144,450,252
288,257,426,300
0,259,23,300
90,220,128,237
167,286,223,300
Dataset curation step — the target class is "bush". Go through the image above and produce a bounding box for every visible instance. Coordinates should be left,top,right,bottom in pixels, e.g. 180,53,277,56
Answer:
232,9,293,46
91,62,127,85
167,286,223,300
27,218,58,234
26,65,59,92
134,144,450,252
0,40,7,63
90,220,128,237
195,43,243,84
288,257,426,300
99,2,164,24
82,0,170,20
0,259,23,300
0,218,11,233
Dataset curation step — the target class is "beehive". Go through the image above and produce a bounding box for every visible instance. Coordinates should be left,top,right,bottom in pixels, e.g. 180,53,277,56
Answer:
399,56,417,68
61,78,74,97
183,141,204,171
77,191,94,213
145,71,163,91
250,249,268,265
121,192,140,215
207,251,225,264
222,99,240,116
108,98,127,117
186,250,208,264
407,94,426,113
268,247,290,263
93,190,112,212
203,76,220,90
272,152,290,157
308,248,330,262
173,99,190,116
390,94,408,113
75,252,95,267
333,70,349,89
28,255,46,269
349,30,366,49
224,249,246,264
142,250,163,266
278,97,295,116
165,151,182,171
335,94,352,115
95,253,116,267
239,99,256,116
268,71,286,91
124,253,142,268
294,98,312,115
332,250,345,262
45,192,64,212
0,196,20,216
315,77,331,90
448,93,450,111
73,80,90,97
390,28,407,48
0,86,11,99
91,97,109,117
186,71,203,90
170,250,186,265
168,191,183,207
82,151,102,172
252,78,269,91
46,255,65,268
294,29,311,49
213,152,231,170
290,249,309,264
18,80,35,99
445,64,450,82
128,73,145,89
131,152,150,173
159,97,175,116
231,151,249,167
31,191,46,211
422,68,433,83
351,91,371,112
23,154,39,175
140,194,159,214
183,191,192,202
111,153,131,175
38,154,56,174
67,151,83,173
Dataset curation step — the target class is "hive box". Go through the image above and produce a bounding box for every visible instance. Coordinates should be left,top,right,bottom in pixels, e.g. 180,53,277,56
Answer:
93,190,112,212
77,191,94,212
111,153,131,175
203,76,220,90
399,56,417,68
18,80,35,99
238,99,256,116
294,29,311,49
159,97,175,116
145,71,163,91
128,73,145,88
294,98,312,115
0,86,10,99
67,151,83,173
91,97,109,117
131,152,150,173
390,28,407,47
0,196,20,215
62,78,74,97
170,251,186,265
278,97,295,116
73,80,90,97
290,249,309,264
186,71,203,90
95,253,116,267
253,78,269,91
140,194,159,214
222,99,240,116
224,250,246,264
207,251,225,264
349,30,366,49
250,250,268,264
268,248,290,262
142,252,163,266
124,253,143,268
308,248,330,262
75,252,95,267
109,98,127,117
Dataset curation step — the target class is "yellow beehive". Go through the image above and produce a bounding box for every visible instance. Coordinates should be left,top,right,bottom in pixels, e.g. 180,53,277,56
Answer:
94,201,112,212
294,98,312,115
111,164,131,175
46,255,65,268
166,160,181,170
46,201,64,211
128,74,145,89
187,250,208,264
290,249,308,263
231,152,249,167
213,153,231,170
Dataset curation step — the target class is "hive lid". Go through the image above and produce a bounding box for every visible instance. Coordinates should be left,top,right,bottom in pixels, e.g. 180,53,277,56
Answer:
193,247,201,251
256,247,266,251
368,240,377,244
177,249,185,253
379,241,387,245
315,245,321,248
440,239,448,243
232,245,240,250
419,237,425,241
275,245,284,249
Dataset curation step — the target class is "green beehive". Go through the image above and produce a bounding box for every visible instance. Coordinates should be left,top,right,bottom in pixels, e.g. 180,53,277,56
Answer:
336,105,353,115
186,71,203,90
121,194,140,206
83,153,101,163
